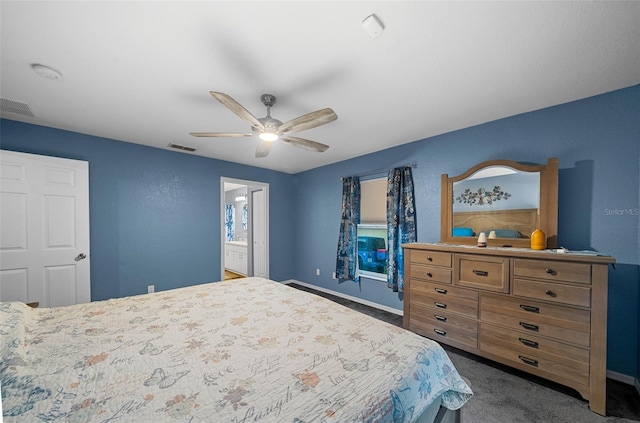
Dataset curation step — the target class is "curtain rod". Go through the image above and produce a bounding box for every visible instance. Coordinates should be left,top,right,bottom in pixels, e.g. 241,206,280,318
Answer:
340,162,417,181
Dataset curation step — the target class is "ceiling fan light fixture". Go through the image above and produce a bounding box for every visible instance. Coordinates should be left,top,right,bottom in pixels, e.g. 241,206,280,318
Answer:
259,131,279,142
191,91,335,158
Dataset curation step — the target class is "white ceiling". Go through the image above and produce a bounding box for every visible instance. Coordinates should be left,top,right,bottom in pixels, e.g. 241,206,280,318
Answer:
2,1,639,174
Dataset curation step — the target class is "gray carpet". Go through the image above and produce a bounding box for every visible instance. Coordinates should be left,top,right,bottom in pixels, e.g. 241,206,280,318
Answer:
288,283,640,423
445,346,639,423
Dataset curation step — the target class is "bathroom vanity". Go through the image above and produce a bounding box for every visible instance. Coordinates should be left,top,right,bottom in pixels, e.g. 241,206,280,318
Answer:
225,241,247,276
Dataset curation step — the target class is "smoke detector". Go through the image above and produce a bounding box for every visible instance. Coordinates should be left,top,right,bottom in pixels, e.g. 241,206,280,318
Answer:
32,64,62,80
362,14,384,38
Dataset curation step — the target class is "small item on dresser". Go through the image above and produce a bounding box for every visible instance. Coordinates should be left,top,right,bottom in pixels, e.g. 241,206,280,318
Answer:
477,232,487,247
530,229,546,250
488,230,497,239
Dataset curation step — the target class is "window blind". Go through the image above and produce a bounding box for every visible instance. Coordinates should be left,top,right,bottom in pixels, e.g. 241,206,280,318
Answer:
360,178,386,224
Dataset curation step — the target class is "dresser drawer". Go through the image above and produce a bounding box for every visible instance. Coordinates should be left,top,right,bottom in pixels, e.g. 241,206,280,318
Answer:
480,323,589,369
412,308,478,335
481,293,591,347
455,254,509,293
410,264,452,284
411,281,479,318
513,259,591,285
481,336,589,387
410,250,452,267
409,313,478,350
513,278,591,308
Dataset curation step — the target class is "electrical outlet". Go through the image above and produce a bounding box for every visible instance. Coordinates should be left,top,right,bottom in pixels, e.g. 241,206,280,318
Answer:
148,285,155,294
316,268,320,276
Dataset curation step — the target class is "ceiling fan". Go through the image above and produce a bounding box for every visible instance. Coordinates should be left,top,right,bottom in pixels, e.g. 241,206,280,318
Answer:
190,92,337,158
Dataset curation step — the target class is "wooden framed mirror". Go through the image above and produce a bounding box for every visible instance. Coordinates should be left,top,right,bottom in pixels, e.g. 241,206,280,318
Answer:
440,158,558,248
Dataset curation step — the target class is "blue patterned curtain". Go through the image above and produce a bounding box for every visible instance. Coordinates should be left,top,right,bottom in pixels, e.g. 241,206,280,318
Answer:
387,167,417,292
335,176,360,281
224,204,235,241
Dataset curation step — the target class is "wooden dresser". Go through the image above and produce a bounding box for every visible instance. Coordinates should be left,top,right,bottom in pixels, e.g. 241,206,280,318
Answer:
402,243,615,415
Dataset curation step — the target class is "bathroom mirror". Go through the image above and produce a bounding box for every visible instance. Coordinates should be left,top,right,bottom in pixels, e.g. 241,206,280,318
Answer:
440,158,558,248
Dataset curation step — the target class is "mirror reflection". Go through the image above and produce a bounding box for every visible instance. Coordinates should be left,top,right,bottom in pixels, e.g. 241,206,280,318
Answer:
452,167,540,239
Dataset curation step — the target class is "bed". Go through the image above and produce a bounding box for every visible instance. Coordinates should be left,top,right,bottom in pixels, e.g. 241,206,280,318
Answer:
1,277,472,422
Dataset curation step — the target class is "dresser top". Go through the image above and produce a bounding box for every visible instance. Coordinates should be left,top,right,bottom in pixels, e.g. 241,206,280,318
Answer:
402,242,615,264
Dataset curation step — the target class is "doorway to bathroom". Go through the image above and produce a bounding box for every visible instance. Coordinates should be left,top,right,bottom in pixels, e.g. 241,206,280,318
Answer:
221,177,269,281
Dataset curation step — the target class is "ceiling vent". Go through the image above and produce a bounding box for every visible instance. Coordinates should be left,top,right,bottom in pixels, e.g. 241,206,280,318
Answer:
0,98,36,118
168,143,196,152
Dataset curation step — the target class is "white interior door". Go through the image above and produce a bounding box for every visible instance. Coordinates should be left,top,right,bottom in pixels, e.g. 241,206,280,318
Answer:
252,189,267,278
0,150,90,307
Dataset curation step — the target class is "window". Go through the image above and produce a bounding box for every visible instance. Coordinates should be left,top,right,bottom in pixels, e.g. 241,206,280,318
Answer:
358,178,387,280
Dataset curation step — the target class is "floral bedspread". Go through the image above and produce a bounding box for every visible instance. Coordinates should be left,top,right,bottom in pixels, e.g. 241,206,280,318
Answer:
1,277,471,422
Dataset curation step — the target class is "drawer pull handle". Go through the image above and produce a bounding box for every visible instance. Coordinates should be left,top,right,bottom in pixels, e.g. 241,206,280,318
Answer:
519,338,539,348
426,272,433,278
519,355,539,367
435,315,447,322
434,288,448,294
434,302,447,309
427,256,433,262
519,322,539,331
545,290,557,297
473,270,488,277
545,268,556,275
520,304,540,313
434,329,447,336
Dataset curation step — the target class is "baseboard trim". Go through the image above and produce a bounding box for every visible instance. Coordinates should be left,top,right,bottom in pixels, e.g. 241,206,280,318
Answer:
606,370,637,386
284,279,404,316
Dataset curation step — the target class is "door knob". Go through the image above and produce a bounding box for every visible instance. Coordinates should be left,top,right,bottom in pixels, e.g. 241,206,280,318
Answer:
75,253,87,261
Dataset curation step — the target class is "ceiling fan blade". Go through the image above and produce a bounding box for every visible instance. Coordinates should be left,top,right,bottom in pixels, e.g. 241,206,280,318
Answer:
255,141,272,158
189,132,252,138
279,108,337,133
209,91,264,130
281,136,329,153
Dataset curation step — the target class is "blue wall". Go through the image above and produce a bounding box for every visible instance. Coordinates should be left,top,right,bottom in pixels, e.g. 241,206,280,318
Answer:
292,85,640,377
0,120,295,299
